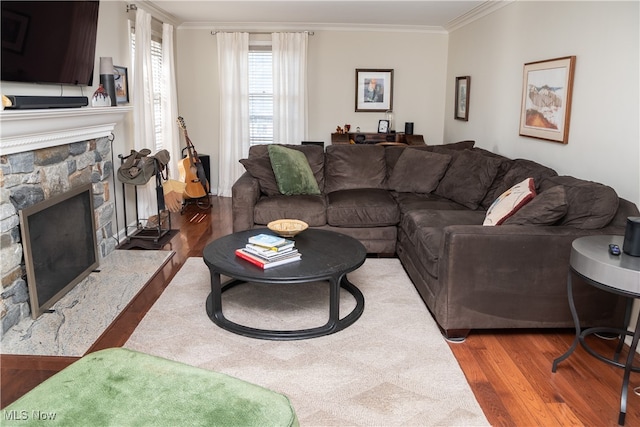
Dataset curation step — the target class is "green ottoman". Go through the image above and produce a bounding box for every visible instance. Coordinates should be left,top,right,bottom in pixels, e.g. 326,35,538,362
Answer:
3,348,298,427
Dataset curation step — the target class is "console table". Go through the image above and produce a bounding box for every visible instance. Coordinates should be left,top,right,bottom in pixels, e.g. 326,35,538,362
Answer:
331,132,425,145
552,235,640,425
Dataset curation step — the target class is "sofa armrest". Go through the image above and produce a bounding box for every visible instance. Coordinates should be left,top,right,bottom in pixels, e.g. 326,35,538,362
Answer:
440,224,614,281
232,172,261,232
436,225,625,329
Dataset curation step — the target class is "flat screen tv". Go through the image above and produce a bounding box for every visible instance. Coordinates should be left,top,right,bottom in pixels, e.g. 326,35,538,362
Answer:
1,1,100,86
19,183,99,319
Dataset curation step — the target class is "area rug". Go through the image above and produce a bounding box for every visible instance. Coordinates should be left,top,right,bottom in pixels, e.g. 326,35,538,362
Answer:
125,257,489,426
1,250,174,357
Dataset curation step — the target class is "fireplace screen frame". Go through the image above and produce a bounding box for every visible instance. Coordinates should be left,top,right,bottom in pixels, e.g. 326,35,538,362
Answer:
19,183,99,319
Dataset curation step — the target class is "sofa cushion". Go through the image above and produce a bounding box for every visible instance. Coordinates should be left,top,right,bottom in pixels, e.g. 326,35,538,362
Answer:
441,140,476,150
483,178,536,226
388,149,452,193
324,145,387,193
487,159,557,206
239,153,281,196
248,144,325,192
253,194,327,226
539,176,619,229
384,146,433,180
471,148,515,209
435,149,502,210
393,192,469,214
503,185,568,226
401,209,486,277
267,145,321,196
327,189,399,227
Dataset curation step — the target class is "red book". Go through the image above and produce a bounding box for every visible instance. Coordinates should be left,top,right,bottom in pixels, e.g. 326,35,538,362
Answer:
235,249,300,269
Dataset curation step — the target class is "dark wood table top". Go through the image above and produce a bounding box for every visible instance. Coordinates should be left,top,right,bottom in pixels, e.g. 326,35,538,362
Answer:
203,228,367,283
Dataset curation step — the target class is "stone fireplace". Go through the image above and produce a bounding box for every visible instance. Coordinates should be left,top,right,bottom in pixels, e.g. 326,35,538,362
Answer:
0,107,130,335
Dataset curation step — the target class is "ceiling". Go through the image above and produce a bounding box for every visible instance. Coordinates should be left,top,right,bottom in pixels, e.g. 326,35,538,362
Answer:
145,1,491,32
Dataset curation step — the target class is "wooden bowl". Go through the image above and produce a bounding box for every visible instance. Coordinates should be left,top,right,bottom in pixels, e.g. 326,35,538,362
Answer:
267,219,308,238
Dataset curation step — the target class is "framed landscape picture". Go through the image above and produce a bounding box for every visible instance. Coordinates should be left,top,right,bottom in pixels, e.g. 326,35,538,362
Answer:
454,76,470,121
355,69,393,112
519,56,576,144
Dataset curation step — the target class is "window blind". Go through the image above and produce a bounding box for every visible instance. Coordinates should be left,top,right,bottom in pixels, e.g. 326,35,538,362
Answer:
248,49,273,146
131,31,165,151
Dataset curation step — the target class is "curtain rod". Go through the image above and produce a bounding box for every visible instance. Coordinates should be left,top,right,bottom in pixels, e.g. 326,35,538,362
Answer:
211,31,314,36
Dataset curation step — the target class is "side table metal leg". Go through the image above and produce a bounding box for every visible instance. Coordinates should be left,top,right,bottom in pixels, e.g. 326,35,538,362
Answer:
553,271,581,372
614,298,634,362
618,310,640,426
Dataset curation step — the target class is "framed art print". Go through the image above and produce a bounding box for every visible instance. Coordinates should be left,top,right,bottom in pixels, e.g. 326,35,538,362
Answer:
113,66,129,104
355,69,393,112
519,56,575,144
454,76,470,121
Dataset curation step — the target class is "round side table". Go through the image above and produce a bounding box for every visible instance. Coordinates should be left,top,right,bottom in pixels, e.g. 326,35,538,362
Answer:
552,235,640,425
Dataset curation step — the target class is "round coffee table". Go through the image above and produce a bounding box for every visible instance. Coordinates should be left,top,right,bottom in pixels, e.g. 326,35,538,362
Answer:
203,228,366,340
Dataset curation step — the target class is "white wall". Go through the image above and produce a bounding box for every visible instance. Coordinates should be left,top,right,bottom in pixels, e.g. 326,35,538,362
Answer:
444,1,639,206
175,28,449,192
307,31,448,144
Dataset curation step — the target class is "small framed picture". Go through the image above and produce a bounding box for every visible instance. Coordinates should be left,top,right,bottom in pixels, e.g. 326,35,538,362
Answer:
378,120,389,133
355,69,394,112
454,76,470,121
113,66,129,104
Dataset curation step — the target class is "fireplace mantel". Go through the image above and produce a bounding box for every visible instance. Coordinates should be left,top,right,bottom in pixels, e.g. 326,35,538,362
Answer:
0,106,132,156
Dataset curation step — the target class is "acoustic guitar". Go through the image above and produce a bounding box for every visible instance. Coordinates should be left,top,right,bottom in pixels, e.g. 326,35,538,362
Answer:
177,116,209,199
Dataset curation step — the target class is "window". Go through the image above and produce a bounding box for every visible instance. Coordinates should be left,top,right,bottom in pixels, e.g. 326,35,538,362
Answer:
248,45,273,145
131,26,164,151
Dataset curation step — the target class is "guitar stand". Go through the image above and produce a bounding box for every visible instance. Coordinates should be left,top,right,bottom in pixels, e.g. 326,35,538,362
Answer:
181,194,211,213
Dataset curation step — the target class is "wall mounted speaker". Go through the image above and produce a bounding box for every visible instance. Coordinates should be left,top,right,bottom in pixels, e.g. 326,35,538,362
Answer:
623,216,640,256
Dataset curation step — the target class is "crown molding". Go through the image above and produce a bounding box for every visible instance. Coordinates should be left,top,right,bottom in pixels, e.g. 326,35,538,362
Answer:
445,0,514,33
132,1,181,26
179,21,448,35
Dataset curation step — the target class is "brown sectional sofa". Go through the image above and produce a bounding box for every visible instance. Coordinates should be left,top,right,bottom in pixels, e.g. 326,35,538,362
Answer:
232,142,639,339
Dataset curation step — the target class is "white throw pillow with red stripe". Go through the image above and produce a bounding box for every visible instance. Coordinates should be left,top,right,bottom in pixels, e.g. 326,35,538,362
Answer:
483,178,536,226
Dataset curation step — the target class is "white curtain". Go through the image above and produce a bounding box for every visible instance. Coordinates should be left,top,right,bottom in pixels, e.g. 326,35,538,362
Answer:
132,8,156,218
272,32,308,145
161,23,180,179
217,32,250,197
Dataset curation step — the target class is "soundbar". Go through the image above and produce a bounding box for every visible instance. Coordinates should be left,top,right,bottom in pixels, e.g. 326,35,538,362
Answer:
5,95,89,110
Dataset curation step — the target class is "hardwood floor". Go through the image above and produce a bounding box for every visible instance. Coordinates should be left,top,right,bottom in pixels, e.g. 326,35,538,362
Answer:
2,196,639,426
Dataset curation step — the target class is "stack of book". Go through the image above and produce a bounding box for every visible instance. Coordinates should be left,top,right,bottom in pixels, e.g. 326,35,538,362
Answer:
235,233,301,269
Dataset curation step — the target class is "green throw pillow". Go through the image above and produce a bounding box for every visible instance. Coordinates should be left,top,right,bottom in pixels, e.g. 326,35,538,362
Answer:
268,145,321,196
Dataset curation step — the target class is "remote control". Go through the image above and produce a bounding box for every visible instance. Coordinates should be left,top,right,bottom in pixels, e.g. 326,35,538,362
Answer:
609,244,621,256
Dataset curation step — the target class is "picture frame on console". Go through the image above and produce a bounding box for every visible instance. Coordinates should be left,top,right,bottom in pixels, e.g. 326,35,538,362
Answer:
355,69,393,112
114,66,129,104
454,76,470,121
378,119,389,133
519,56,576,144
